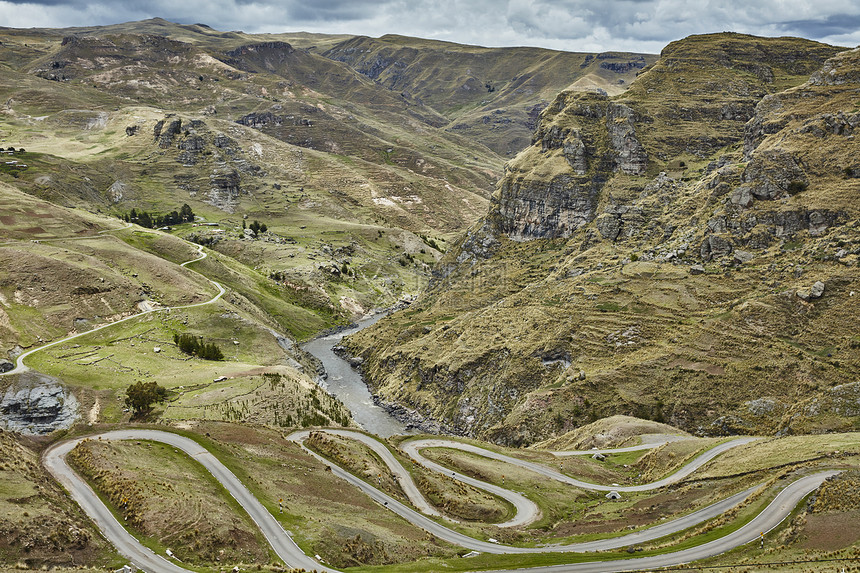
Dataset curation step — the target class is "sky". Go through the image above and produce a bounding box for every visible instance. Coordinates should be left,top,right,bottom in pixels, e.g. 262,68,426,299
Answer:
0,0,858,53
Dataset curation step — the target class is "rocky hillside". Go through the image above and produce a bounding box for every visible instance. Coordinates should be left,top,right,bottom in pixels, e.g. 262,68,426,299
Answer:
325,34,657,156
0,20,660,343
343,34,860,445
0,20,502,341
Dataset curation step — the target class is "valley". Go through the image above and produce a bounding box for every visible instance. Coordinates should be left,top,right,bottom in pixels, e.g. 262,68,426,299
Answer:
0,16,858,573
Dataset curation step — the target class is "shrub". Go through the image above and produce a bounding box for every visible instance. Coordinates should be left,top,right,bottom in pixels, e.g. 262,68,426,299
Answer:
125,381,168,415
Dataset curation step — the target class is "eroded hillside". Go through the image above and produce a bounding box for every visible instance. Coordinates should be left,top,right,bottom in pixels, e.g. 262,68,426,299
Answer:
344,35,860,445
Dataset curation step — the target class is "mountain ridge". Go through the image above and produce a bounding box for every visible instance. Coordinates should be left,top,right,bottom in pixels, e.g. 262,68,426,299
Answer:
343,35,860,445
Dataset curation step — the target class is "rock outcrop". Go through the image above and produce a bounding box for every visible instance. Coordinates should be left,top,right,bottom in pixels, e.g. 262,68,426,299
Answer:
154,118,183,148
606,102,647,175
1,372,79,434
207,169,242,212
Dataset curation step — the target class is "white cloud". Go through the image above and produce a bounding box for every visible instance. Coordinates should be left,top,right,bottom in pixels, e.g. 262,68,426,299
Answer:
0,0,857,52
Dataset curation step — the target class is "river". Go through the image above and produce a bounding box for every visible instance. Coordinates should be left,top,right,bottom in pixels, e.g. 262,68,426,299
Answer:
301,313,409,438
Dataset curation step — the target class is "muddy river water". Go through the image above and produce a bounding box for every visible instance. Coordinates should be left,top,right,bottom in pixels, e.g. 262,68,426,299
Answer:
301,313,409,437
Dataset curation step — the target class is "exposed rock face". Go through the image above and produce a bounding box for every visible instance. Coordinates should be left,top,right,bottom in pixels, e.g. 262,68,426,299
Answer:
224,41,295,70
342,36,858,444
107,180,127,203
606,102,647,175
177,133,206,166
563,134,589,175
155,118,182,148
810,47,860,85
743,149,807,200
489,87,651,242
540,125,590,174
490,92,616,241
236,112,283,128
0,372,79,434
207,169,241,212
495,172,603,240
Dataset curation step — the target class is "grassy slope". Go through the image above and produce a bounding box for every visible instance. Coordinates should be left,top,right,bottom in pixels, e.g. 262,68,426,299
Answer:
0,20,501,340
69,422,463,570
0,432,117,569
67,438,274,568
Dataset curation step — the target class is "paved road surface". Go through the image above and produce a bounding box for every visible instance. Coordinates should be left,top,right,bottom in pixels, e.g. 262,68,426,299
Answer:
402,436,759,492
43,430,336,573
288,429,827,555
288,428,542,528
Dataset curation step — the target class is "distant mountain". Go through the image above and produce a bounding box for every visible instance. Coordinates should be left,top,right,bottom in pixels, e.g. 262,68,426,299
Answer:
325,34,657,156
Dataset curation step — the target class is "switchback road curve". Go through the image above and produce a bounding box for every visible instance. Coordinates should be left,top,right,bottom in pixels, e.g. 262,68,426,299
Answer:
289,430,800,555
401,436,760,493
44,429,838,573
43,430,336,573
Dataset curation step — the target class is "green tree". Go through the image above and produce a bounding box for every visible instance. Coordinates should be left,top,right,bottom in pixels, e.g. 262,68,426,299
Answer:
124,381,168,416
179,203,194,222
173,332,223,361
138,211,153,228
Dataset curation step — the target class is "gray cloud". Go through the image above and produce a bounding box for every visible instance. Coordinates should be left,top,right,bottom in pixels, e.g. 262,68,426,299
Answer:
0,0,857,52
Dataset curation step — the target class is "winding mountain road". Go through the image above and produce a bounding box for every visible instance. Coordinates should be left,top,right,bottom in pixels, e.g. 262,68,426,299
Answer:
19,229,843,572
42,428,837,573
289,429,770,551
402,436,760,493
43,430,337,573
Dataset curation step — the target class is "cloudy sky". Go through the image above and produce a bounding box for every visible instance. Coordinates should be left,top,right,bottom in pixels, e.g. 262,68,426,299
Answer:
1,0,858,53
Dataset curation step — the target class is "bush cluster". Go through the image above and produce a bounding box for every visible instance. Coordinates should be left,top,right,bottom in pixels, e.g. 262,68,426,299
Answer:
122,204,194,228
173,333,224,360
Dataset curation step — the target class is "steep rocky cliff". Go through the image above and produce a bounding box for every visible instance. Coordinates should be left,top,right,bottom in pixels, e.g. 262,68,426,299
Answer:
344,35,860,445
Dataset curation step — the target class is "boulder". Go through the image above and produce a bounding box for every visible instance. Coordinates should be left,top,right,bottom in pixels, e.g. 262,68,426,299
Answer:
733,250,754,265
690,264,706,275
700,234,733,261
811,280,826,298
596,214,622,241
797,281,825,301
0,359,13,373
